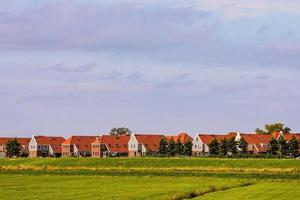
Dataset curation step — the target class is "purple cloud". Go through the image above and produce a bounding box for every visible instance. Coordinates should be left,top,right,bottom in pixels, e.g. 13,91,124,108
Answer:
0,1,212,51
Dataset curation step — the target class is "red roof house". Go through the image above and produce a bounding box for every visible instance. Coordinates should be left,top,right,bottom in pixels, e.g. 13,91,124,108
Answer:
62,136,96,157
91,134,130,157
0,137,30,157
128,133,165,156
28,136,65,158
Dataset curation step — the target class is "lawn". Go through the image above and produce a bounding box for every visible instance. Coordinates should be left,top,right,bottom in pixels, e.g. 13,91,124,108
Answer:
0,157,299,173
0,158,299,199
0,175,244,200
194,182,300,200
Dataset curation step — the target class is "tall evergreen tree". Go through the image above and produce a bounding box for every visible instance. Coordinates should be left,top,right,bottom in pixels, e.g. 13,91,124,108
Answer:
219,138,229,156
6,139,21,157
183,140,193,156
269,137,279,155
238,137,248,154
289,136,299,157
168,138,176,156
175,137,184,156
208,138,219,155
159,138,168,156
278,136,288,156
228,137,238,155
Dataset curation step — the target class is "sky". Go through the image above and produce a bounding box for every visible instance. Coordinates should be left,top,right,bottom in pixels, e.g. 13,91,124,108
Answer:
1,0,300,137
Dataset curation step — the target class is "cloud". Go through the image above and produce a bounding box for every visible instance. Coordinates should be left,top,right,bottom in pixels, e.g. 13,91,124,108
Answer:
0,1,212,51
126,72,143,82
256,24,270,35
157,73,195,88
197,0,300,19
43,63,97,73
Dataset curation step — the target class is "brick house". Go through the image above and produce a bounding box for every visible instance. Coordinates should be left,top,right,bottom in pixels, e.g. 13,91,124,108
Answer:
128,133,165,156
0,137,30,157
91,135,130,157
62,136,96,157
28,135,65,158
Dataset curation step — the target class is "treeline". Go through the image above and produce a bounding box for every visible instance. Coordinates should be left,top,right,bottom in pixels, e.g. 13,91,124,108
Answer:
268,136,299,156
208,137,248,156
208,136,299,157
158,138,192,156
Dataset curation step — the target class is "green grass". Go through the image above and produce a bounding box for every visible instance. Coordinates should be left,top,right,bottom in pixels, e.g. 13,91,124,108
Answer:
0,175,244,200
0,158,299,199
193,182,300,200
0,157,299,170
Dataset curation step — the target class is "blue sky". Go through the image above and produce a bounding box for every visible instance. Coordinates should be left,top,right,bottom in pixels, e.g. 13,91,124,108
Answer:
1,0,300,137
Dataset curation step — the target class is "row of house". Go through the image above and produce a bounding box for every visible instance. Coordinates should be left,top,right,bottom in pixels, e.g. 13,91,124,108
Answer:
192,132,300,155
0,132,299,158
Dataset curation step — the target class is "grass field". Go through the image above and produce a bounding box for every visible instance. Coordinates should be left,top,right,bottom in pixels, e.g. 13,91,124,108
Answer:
0,157,299,200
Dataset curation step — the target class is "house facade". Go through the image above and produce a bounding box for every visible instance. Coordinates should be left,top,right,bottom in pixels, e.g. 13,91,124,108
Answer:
192,132,236,156
62,136,96,157
128,134,165,156
0,137,30,158
28,136,65,158
91,135,130,157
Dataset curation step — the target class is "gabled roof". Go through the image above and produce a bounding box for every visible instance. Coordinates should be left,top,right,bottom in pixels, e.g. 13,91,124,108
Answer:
63,136,96,152
34,136,65,153
197,133,235,145
0,138,30,145
166,132,192,144
93,135,130,153
239,133,272,145
135,134,165,152
282,133,300,141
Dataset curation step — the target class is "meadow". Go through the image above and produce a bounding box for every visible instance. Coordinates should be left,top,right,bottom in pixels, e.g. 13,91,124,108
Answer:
0,157,299,200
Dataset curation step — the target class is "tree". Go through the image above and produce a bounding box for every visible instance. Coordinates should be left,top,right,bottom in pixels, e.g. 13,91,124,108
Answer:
208,138,219,155
168,138,176,156
219,138,228,156
175,137,184,156
158,138,168,156
255,123,291,134
255,128,266,134
6,139,21,157
238,137,248,154
289,136,299,157
183,140,193,156
283,127,292,134
110,127,132,135
269,137,279,155
228,137,238,155
278,136,288,156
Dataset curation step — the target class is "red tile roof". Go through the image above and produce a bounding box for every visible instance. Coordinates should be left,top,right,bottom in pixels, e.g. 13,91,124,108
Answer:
93,135,130,153
197,133,235,145
0,138,30,145
135,134,165,152
34,136,65,154
283,133,300,141
239,133,272,145
63,136,96,152
166,132,192,144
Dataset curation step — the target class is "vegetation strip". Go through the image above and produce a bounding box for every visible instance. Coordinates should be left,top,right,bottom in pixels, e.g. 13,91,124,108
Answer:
169,182,254,200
